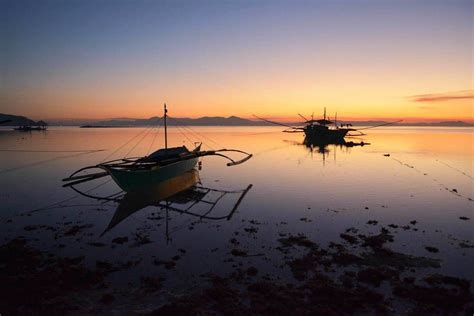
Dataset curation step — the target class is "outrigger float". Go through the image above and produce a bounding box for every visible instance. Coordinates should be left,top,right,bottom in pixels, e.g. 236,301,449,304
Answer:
63,104,252,192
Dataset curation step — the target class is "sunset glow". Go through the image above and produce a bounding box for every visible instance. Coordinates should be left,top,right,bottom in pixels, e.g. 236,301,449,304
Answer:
1,0,472,121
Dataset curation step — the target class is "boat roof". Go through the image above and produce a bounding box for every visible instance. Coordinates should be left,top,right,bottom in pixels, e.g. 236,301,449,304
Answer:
314,119,334,125
144,146,190,161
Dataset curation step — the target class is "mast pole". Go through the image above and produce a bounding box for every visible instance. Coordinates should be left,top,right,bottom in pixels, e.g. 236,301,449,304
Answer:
164,103,168,149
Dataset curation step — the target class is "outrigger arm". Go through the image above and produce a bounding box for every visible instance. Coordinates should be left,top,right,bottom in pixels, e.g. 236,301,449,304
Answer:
62,149,252,187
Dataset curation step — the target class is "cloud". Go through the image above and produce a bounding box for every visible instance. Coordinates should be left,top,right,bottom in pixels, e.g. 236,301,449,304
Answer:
417,105,436,110
410,90,474,103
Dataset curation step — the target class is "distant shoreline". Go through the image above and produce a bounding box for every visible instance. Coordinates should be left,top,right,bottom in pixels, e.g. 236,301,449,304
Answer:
80,125,134,128
2,113,473,128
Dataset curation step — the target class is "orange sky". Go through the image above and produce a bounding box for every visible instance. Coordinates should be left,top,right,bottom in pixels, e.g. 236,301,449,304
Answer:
1,1,472,122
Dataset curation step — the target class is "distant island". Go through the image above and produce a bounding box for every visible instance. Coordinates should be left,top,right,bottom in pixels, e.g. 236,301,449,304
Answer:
1,113,472,127
0,113,48,127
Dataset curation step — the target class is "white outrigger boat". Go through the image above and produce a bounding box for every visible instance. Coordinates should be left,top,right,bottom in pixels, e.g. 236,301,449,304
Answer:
63,104,252,192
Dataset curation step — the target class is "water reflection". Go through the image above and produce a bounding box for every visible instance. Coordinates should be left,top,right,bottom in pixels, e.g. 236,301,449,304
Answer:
69,169,252,239
302,136,369,154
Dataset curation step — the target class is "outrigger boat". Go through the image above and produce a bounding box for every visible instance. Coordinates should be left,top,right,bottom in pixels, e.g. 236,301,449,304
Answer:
14,126,48,131
63,104,252,192
13,121,48,131
255,108,401,142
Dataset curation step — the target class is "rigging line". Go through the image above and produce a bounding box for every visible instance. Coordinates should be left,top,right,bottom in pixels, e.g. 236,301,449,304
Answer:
0,150,101,175
124,125,155,157
100,126,152,163
355,120,403,130
167,116,223,149
169,118,207,148
177,124,217,150
181,124,224,149
0,149,106,153
147,118,163,155
165,117,200,146
174,123,196,146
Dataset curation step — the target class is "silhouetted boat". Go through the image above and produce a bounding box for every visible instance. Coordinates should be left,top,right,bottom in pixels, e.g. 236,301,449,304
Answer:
254,109,401,142
14,125,47,131
63,104,252,192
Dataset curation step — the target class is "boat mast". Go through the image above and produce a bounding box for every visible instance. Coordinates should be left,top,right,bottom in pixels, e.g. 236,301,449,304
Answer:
164,103,168,149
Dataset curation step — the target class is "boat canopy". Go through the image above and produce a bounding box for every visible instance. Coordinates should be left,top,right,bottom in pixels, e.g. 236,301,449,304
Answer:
143,146,189,162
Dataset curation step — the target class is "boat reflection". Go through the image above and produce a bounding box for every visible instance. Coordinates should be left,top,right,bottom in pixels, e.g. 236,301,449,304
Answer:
303,136,369,154
285,137,370,165
70,169,252,240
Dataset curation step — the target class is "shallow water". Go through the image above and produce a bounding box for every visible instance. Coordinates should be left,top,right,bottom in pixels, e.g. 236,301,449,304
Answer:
1,126,473,311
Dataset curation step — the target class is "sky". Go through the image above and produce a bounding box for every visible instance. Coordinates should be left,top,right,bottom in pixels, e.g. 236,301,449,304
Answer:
0,0,472,121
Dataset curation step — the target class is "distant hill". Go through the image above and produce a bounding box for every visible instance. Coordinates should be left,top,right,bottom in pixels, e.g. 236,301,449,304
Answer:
80,116,274,127
79,116,473,127
0,113,44,126
397,121,473,127
3,113,472,127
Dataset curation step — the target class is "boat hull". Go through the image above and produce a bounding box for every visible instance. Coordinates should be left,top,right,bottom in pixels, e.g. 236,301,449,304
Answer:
102,170,200,233
104,157,199,192
303,128,349,142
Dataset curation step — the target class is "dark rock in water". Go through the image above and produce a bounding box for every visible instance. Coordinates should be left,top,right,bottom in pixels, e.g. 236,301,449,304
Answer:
452,188,458,193
231,249,248,257
99,293,115,304
459,241,474,248
112,237,128,244
59,224,93,237
278,234,317,249
384,154,390,157
361,231,394,250
459,216,470,221
367,220,378,225
410,220,417,225
133,232,152,246
357,267,399,287
247,266,258,276
141,276,164,293
154,260,176,270
424,274,470,292
425,246,439,253
87,242,106,247
332,252,362,266
0,239,104,314
340,233,358,245
359,248,441,269
229,237,240,245
388,224,398,229
244,226,258,233
393,274,472,314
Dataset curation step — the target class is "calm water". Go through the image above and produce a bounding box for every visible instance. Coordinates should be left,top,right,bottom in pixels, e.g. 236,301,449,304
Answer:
1,126,473,309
